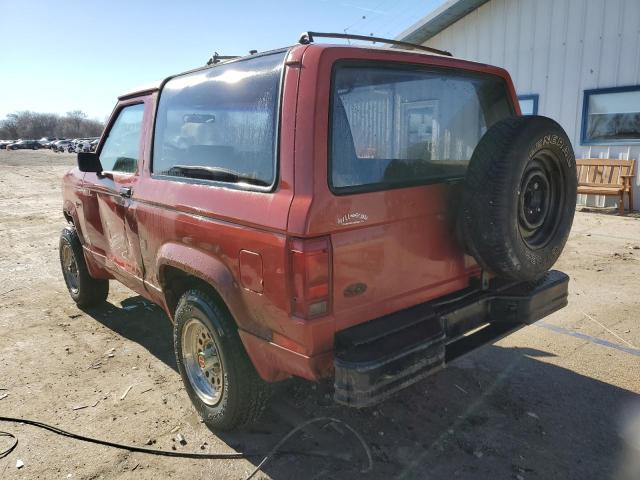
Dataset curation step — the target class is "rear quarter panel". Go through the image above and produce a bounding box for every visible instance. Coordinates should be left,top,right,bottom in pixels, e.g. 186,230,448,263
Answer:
133,58,300,340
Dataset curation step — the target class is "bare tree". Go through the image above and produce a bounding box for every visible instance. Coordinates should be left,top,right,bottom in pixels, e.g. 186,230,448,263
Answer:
0,114,19,139
64,110,87,135
0,110,104,139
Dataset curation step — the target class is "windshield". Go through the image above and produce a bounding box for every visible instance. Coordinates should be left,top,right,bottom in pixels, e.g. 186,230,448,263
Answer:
330,63,514,193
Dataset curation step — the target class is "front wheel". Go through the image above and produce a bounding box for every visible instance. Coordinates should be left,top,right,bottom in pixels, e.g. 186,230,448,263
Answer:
174,289,270,430
59,226,109,307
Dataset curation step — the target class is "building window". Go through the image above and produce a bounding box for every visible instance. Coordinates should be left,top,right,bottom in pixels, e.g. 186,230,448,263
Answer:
518,94,538,115
581,85,640,144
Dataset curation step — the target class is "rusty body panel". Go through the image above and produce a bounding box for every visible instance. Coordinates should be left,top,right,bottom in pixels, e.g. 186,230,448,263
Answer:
62,44,522,383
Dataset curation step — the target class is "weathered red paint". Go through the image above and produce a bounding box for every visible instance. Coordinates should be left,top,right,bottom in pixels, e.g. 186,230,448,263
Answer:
62,44,520,382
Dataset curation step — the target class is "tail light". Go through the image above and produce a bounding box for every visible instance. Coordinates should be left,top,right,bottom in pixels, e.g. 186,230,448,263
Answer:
289,236,331,319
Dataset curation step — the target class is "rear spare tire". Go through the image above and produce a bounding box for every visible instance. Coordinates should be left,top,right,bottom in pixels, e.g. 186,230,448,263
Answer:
460,116,576,282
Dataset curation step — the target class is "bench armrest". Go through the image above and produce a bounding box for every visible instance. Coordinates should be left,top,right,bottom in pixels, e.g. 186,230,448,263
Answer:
621,175,634,188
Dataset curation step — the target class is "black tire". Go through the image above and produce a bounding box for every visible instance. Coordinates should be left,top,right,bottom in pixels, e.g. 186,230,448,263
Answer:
59,226,109,307
174,289,270,431
460,116,576,282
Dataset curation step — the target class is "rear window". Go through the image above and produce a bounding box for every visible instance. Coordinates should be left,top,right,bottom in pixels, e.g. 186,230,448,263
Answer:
330,63,513,193
152,51,286,189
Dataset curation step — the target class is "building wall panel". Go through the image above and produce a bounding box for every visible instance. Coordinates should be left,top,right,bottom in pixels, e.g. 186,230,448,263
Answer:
516,0,535,93
423,0,640,209
618,0,640,86
490,0,507,66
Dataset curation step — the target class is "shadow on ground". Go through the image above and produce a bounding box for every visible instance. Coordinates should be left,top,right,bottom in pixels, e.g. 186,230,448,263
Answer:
82,296,177,371
83,294,639,480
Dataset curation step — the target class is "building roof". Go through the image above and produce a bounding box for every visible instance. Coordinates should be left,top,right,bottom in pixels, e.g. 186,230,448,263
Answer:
396,0,489,45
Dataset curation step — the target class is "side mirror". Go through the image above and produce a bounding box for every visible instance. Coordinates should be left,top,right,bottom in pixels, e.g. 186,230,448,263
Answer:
77,151,102,173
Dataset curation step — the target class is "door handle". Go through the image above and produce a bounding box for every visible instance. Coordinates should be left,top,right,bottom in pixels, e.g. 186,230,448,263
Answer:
119,187,132,198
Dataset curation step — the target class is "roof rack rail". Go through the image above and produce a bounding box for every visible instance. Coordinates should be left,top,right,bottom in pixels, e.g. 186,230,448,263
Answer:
298,31,452,57
206,52,241,66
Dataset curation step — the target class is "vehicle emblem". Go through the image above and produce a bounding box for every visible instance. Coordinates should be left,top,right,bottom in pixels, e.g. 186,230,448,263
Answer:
344,282,367,297
197,352,206,369
337,212,369,226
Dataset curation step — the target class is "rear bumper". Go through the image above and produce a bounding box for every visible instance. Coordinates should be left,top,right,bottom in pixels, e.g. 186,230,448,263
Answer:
333,270,569,407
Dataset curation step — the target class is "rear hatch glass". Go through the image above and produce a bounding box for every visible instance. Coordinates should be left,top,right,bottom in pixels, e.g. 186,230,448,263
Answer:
330,63,513,193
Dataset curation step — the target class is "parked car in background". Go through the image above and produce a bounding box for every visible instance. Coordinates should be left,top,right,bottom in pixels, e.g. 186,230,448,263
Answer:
85,138,98,151
52,140,73,152
68,138,97,153
75,138,94,153
0,140,16,149
39,137,62,148
8,140,41,150
67,139,81,153
67,139,82,153
89,138,99,152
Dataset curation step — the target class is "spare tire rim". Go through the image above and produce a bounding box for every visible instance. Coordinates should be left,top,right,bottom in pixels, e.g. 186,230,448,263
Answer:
518,150,565,249
182,318,224,406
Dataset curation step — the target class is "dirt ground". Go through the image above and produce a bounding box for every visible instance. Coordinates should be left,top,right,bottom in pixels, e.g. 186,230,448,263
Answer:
0,149,639,480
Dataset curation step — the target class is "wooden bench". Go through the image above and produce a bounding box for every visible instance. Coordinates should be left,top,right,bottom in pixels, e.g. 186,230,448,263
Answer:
576,158,636,214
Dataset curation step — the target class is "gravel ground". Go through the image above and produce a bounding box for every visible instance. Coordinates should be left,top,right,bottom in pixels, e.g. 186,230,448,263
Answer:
0,149,639,480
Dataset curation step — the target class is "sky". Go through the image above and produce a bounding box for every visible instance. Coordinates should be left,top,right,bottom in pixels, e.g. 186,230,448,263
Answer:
0,0,445,121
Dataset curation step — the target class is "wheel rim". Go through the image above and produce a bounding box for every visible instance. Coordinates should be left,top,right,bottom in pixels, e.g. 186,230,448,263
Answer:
61,243,80,294
181,318,224,406
518,149,565,249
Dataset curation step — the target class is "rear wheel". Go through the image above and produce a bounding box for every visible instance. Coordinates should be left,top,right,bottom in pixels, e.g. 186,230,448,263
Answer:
460,116,577,281
59,226,109,307
174,289,270,430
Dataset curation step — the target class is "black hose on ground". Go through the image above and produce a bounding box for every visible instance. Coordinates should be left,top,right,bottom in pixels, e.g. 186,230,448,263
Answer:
0,431,17,459
0,415,373,479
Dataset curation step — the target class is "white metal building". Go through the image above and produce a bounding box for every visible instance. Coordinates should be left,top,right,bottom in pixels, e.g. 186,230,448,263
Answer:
397,0,640,209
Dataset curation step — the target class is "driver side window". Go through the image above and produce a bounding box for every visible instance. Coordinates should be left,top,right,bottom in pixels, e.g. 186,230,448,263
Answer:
100,103,145,173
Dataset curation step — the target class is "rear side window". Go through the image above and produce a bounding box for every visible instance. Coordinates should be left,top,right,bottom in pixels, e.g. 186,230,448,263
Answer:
152,51,286,188
330,64,513,193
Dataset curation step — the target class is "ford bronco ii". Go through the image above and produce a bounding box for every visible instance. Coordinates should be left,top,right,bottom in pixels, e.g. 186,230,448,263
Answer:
60,32,576,430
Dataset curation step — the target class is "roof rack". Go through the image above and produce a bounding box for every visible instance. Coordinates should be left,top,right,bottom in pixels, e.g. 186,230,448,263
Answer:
206,49,261,66
206,52,241,66
298,31,452,57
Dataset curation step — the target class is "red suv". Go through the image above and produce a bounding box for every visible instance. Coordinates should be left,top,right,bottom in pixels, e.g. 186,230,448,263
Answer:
60,33,576,430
